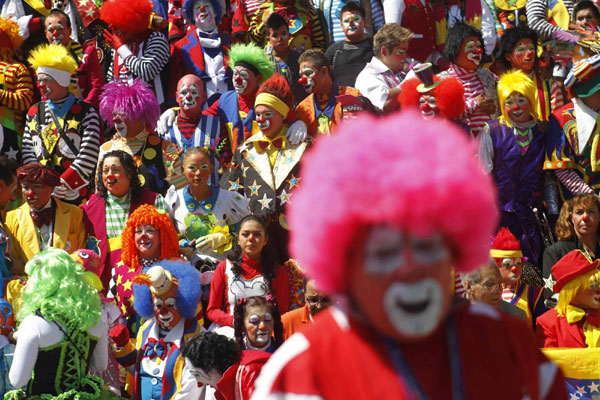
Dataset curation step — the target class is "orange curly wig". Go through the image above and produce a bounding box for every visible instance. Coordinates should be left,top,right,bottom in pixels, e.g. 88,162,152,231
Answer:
100,0,153,35
121,204,180,269
398,76,465,120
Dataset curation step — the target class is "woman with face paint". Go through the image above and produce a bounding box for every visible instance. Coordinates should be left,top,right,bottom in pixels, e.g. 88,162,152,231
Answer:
81,150,168,292
206,215,291,336
479,70,564,268
233,296,283,353
220,73,308,263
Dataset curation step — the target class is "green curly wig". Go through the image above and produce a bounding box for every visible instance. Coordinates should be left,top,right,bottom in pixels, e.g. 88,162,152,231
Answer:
18,248,101,330
228,43,274,82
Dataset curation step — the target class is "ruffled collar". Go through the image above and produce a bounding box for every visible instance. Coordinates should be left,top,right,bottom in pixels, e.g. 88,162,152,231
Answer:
183,186,219,213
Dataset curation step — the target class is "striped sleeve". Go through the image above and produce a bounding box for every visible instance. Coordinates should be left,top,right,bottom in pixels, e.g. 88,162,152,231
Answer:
555,169,595,194
309,7,326,51
526,0,561,38
123,31,170,82
154,194,168,213
21,110,38,164
71,105,101,181
0,62,33,112
370,0,385,32
549,79,564,112
247,8,267,46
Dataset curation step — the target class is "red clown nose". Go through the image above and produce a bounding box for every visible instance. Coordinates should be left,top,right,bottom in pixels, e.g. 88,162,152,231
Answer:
474,48,483,54
421,103,432,112
298,76,308,85
512,104,520,111
511,266,518,273
583,215,590,222
107,174,116,181
200,5,206,12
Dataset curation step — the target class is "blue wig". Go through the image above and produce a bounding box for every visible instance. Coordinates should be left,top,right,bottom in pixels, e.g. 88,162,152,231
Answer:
133,259,202,320
183,0,222,26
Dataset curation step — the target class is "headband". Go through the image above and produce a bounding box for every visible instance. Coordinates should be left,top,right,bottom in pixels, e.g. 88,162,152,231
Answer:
235,60,260,76
255,92,290,117
37,66,72,87
489,249,523,258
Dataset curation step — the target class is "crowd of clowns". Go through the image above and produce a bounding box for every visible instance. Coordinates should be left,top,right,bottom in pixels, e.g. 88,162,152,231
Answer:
4,0,600,398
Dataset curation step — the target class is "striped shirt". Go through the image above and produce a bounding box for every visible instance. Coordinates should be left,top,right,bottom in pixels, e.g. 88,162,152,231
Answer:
555,169,595,195
315,0,385,43
0,60,34,130
526,0,575,38
502,286,515,302
267,47,307,107
105,192,167,238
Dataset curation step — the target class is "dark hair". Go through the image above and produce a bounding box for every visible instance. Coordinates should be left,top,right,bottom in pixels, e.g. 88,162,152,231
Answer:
226,215,278,288
233,296,283,350
96,150,142,200
443,22,484,63
182,332,241,374
574,0,600,21
299,48,329,72
340,1,365,18
266,12,288,33
0,155,17,186
498,26,539,70
44,9,71,29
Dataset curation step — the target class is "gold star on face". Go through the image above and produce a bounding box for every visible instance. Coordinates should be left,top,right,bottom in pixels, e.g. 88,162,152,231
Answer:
123,279,134,292
249,180,262,197
66,118,80,130
28,118,37,132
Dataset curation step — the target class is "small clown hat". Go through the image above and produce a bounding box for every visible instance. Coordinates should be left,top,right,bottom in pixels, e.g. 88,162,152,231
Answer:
146,265,177,295
414,63,442,93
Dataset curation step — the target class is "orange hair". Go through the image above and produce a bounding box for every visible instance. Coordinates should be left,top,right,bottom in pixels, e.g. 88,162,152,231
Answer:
398,77,465,120
121,204,179,269
256,73,294,112
100,0,153,35
491,227,521,266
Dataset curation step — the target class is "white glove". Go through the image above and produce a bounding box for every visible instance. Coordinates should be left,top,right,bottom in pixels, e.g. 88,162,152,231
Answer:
52,183,68,199
156,108,177,137
286,120,308,145
195,232,228,253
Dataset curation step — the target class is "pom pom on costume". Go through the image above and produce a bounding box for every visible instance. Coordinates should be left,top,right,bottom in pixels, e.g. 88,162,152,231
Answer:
121,204,180,271
228,43,275,82
182,0,224,24
497,70,540,126
99,79,160,130
133,260,201,319
0,17,23,52
255,73,294,118
99,0,153,35
28,43,77,87
16,163,60,186
288,111,498,293
490,227,522,266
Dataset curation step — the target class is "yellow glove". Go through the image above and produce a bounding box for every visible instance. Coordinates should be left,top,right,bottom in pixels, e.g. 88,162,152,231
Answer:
195,232,229,253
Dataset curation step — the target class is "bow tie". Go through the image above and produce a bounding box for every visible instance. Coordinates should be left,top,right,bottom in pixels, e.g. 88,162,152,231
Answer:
274,6,298,20
256,137,284,152
144,338,168,360
30,207,54,228
198,31,220,40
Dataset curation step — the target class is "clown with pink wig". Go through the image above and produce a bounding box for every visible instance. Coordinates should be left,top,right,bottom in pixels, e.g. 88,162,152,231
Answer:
98,79,184,195
251,111,566,399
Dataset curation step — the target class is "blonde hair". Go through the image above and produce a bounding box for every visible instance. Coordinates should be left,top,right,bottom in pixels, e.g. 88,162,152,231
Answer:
556,269,600,316
373,23,413,56
497,70,540,126
28,43,77,74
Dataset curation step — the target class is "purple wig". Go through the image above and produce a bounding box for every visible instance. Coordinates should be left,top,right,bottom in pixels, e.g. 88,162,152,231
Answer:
183,0,222,26
99,79,160,130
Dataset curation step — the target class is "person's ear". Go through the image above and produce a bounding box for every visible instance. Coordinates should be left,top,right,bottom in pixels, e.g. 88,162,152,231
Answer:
381,46,389,58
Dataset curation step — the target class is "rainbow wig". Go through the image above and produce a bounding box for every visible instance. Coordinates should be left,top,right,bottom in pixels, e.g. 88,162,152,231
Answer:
28,43,77,74
0,17,23,58
100,0,153,35
288,111,498,294
133,259,201,319
18,248,101,330
228,43,275,82
183,0,223,25
398,76,465,120
497,70,540,126
556,269,600,317
99,79,160,130
121,204,180,270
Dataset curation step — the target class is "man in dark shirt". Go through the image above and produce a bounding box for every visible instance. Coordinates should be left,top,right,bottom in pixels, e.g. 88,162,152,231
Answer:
325,1,373,87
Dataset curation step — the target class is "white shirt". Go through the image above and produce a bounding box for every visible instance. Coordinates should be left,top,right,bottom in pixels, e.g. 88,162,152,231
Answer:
355,57,405,111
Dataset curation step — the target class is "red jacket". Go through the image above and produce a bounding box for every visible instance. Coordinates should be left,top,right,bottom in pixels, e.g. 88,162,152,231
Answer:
215,350,271,400
536,308,586,348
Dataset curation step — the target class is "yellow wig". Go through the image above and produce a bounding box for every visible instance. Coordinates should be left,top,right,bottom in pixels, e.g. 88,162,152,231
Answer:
28,43,77,74
556,269,600,316
497,70,540,127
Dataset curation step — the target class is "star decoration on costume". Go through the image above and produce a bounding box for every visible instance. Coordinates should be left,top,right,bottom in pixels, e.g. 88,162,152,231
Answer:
120,303,128,314
66,118,80,130
229,178,241,191
543,276,556,291
28,118,37,132
287,174,301,189
589,381,600,393
242,166,249,178
54,155,63,165
5,146,18,160
40,157,49,166
123,279,133,291
116,274,123,285
277,189,291,205
284,155,294,164
86,9,95,16
577,385,587,395
569,393,580,400
249,180,262,197
258,193,272,210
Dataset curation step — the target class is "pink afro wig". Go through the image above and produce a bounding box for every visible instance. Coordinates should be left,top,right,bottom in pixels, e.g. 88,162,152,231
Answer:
100,0,153,35
398,77,465,120
99,79,160,130
288,110,498,294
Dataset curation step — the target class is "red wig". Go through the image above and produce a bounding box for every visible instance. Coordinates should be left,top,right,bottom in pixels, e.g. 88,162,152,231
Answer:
398,76,465,120
491,227,521,266
121,204,180,270
100,0,153,35
256,73,294,112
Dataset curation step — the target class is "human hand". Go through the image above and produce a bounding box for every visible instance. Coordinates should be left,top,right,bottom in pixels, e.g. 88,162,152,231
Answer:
103,28,126,51
52,183,68,199
156,108,177,137
286,120,307,145
476,96,497,115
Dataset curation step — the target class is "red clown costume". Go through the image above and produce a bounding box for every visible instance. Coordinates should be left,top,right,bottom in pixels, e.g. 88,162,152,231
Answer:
250,111,565,399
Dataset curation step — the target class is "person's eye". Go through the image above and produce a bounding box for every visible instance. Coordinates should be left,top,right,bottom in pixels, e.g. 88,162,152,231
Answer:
248,315,260,324
165,298,176,307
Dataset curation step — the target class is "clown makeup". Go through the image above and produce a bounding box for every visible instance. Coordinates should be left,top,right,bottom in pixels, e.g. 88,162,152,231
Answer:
341,13,362,34
298,66,316,93
185,361,222,387
498,257,523,286
418,94,438,120
193,0,217,32
135,224,161,260
21,182,53,211
112,111,128,137
183,152,212,188
504,93,532,124
37,74,68,100
46,21,65,44
153,285,182,330
507,38,535,73
465,40,482,66
233,66,252,94
255,104,284,138
572,205,600,238
101,156,131,197
178,84,201,110
244,304,274,348
45,14,71,46
455,36,482,71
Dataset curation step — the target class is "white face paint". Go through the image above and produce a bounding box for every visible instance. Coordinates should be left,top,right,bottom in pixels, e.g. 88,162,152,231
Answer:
194,0,217,32
178,84,201,108
499,257,523,286
342,14,362,33
112,111,128,137
383,279,444,337
185,360,222,387
418,95,438,120
256,110,275,131
233,67,249,94
37,74,53,97
464,40,482,66
47,21,65,44
299,66,316,93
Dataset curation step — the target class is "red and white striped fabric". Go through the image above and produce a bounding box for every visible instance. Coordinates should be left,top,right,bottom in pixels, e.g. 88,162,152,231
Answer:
454,272,466,296
447,63,491,137
555,169,595,195
502,286,514,302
